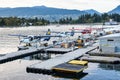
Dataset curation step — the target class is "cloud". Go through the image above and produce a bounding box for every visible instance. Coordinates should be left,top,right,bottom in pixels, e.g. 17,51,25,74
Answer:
0,0,43,7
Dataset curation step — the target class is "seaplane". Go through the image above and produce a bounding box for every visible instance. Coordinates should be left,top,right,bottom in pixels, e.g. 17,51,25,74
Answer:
69,27,105,46
92,25,120,36
103,26,120,34
69,27,92,34
70,27,106,37
41,27,82,49
8,29,62,50
42,27,75,44
50,27,75,37
69,27,93,38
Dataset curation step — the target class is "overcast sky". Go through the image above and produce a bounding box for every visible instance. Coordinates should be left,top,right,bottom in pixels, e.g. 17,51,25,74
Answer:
0,0,119,13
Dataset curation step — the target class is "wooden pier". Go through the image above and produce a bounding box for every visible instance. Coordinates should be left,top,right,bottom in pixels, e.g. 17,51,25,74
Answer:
27,43,98,74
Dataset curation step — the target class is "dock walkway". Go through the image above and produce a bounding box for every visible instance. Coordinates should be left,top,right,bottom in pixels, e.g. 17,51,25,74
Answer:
0,46,77,64
0,47,50,64
81,56,120,64
27,43,98,74
44,47,78,54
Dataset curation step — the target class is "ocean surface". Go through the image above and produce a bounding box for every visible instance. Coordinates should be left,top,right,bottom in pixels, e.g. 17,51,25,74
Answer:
0,24,120,80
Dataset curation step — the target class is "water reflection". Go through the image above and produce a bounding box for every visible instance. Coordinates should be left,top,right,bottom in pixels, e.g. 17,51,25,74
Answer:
52,73,88,80
99,63,120,71
24,53,58,60
24,52,88,80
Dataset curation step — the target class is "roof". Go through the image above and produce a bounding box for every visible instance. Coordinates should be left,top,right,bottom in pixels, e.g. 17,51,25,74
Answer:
99,33,120,39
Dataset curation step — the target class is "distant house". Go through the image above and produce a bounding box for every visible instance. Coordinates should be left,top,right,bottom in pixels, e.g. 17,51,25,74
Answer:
103,19,118,25
99,33,120,53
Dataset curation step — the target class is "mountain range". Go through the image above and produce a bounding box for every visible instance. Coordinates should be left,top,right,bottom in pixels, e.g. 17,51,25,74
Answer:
0,5,119,20
0,6,85,16
108,5,120,14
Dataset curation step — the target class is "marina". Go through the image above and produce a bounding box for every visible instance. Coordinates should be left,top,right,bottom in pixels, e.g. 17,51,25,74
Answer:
0,0,119,79
0,24,120,80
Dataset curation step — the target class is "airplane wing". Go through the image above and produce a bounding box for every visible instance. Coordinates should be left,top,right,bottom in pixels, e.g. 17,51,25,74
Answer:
8,34,62,38
67,31,83,33
34,35,62,38
69,28,85,30
8,34,27,37
51,31,61,33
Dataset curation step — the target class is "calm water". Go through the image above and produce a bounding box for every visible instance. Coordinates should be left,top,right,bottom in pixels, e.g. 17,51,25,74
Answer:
0,25,120,80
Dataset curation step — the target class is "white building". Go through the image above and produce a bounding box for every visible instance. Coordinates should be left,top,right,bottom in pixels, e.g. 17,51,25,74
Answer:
99,33,120,53
103,19,118,25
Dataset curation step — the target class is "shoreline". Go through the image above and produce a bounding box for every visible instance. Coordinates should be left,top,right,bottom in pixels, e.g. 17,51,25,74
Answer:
0,23,104,28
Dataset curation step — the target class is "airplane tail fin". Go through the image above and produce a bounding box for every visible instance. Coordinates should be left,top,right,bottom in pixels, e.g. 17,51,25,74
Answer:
71,31,74,36
46,29,51,35
43,29,51,41
71,27,75,36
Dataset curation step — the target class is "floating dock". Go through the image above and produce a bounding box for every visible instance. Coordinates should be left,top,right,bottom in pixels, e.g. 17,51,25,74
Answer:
88,52,120,58
27,43,98,75
27,60,88,76
81,56,120,64
0,45,78,64
52,60,88,74
52,63,86,74
0,45,55,64
40,47,78,54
